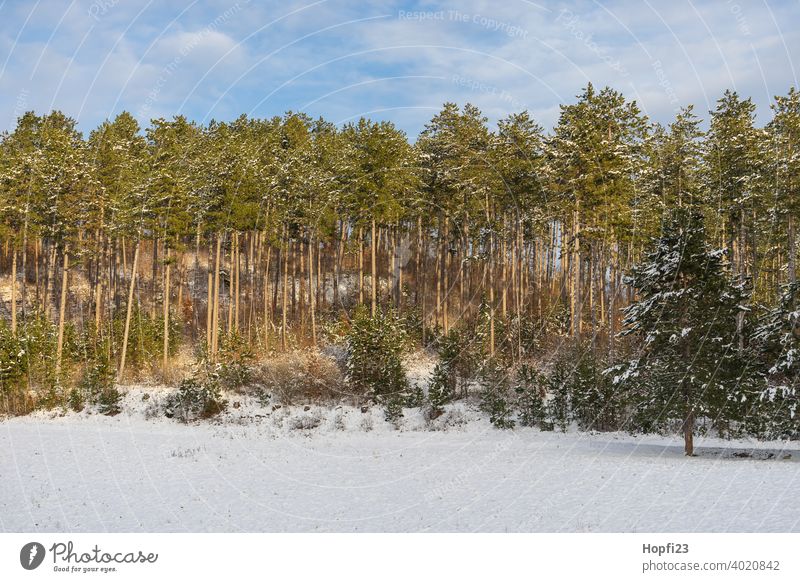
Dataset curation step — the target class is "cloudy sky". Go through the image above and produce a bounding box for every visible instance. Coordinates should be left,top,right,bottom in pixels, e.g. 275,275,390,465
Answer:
0,0,797,136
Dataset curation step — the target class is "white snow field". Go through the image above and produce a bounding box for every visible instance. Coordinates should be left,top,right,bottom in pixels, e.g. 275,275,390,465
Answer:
1,390,799,533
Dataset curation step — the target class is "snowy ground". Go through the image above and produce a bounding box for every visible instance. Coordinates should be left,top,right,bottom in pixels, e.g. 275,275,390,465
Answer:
1,389,799,533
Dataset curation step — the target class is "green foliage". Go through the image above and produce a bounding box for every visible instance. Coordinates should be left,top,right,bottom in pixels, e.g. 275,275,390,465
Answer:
78,346,119,415
216,332,255,390
426,362,454,414
405,384,425,408
0,321,27,392
513,364,548,429
111,305,180,375
547,356,572,432
479,359,515,429
345,307,410,418
610,208,755,436
569,351,624,432
165,373,227,423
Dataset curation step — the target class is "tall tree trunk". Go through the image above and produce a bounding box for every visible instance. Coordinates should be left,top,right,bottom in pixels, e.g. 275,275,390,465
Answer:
55,244,70,383
371,218,377,316
488,230,496,357
10,248,17,335
151,238,158,318
572,208,582,339
211,234,222,360
788,214,796,291
263,243,272,350
282,234,289,350
206,239,213,349
235,231,241,333
443,219,450,334
227,241,235,335
20,204,29,321
358,226,364,305
308,233,317,345
45,241,57,319
162,245,171,371
118,240,140,381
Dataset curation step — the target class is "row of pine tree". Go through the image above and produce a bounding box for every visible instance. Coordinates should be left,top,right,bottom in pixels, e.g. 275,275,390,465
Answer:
0,84,798,449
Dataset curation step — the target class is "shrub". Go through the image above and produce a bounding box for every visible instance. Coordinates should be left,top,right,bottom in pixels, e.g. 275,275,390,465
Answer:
569,351,624,432
0,321,28,395
253,350,344,404
217,332,255,390
514,364,548,428
427,362,453,415
479,359,515,429
547,356,571,432
97,386,122,416
165,375,227,423
345,307,410,418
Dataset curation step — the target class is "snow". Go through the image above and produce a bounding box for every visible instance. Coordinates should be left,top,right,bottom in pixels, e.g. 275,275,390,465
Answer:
1,391,799,533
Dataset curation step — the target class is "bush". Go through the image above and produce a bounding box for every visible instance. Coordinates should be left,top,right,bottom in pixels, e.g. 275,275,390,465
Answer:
345,307,410,419
253,350,344,404
547,356,571,432
427,362,453,414
479,359,515,429
165,375,227,423
217,332,255,390
0,321,28,395
514,364,548,428
97,386,122,416
430,313,489,399
569,351,624,432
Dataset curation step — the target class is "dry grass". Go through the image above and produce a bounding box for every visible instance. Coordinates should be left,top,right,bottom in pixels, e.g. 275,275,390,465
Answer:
249,350,353,405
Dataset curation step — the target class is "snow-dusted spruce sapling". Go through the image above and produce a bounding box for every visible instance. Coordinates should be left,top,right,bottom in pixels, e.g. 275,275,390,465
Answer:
513,363,548,428
345,306,410,422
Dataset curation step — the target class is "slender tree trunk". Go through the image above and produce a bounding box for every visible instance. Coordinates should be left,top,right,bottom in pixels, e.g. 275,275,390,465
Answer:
235,231,241,333
572,207,582,339
263,244,272,349
371,218,377,316
45,241,57,319
211,234,222,360
227,242,235,335
94,232,104,330
435,218,442,330
333,220,342,308
443,218,450,334
358,226,364,306
118,240,140,381
10,248,17,335
488,230,496,357
151,238,158,318
163,246,171,370
308,233,317,345
20,205,29,321
282,234,289,350
206,239,213,349
788,214,796,291
55,244,70,383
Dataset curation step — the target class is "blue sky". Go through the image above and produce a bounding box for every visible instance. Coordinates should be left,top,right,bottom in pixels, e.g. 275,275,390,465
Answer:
0,0,797,137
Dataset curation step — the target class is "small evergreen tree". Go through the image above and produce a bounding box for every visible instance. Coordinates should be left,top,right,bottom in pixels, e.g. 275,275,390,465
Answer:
345,306,410,421
610,208,752,455
751,282,800,438
547,356,572,432
426,362,453,416
479,359,515,429
514,363,548,428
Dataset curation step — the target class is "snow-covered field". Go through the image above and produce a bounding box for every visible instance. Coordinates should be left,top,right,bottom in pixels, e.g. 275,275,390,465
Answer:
1,389,799,533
